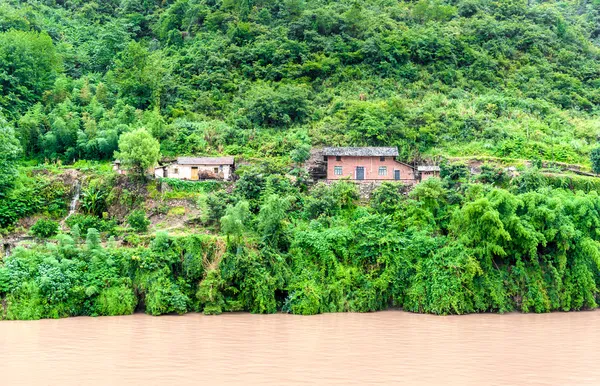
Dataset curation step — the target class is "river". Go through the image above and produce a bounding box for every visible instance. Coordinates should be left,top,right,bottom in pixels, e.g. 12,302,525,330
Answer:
0,311,598,385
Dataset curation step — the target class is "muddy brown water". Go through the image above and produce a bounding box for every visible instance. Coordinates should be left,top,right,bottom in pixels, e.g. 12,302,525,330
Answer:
1,311,599,385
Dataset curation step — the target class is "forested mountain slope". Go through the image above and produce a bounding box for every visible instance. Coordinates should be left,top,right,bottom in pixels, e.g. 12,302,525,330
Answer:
6,1,600,319
2,0,600,165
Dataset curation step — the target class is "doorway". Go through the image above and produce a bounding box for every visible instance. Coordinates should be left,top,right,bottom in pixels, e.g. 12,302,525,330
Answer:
356,166,365,180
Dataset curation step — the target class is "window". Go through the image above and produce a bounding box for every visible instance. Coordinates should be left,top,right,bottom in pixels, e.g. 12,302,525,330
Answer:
378,166,387,176
173,168,179,175
334,166,343,175
394,170,400,180
380,156,386,162
336,156,342,161
214,167,219,173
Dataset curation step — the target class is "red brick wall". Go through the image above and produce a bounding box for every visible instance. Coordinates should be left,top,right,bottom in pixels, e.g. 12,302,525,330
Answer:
326,156,416,182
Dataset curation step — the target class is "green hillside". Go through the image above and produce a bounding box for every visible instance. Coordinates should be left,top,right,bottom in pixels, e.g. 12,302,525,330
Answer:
3,0,600,319
2,0,600,164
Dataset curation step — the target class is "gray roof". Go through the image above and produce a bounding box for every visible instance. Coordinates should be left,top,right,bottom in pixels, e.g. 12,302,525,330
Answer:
176,156,235,166
418,165,440,172
323,147,399,157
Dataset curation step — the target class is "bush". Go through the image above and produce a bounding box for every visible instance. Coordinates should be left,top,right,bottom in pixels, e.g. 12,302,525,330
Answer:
30,219,59,238
128,209,150,232
161,179,222,193
66,214,116,235
145,276,189,315
95,286,137,316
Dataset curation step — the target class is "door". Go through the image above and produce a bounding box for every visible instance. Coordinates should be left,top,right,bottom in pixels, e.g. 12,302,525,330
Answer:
356,166,365,180
394,170,401,180
191,167,199,180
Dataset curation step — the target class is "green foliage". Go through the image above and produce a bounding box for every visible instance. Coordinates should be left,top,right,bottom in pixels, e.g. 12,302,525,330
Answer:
221,201,251,244
0,30,61,118
238,83,311,128
0,169,69,228
370,182,406,214
257,194,291,248
145,276,189,316
196,270,226,315
591,147,600,174
80,185,108,216
0,0,598,168
161,179,222,193
86,228,101,249
0,118,21,197
96,285,136,316
116,128,160,176
4,0,600,320
127,209,150,232
512,168,547,193
4,185,600,318
66,214,116,235
30,219,59,239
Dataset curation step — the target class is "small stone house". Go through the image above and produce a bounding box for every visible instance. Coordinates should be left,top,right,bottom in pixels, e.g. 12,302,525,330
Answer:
323,147,417,183
154,156,235,181
112,160,127,175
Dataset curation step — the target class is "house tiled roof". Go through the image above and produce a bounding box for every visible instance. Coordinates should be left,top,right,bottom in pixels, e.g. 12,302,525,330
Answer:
176,156,235,165
417,165,440,172
322,147,399,157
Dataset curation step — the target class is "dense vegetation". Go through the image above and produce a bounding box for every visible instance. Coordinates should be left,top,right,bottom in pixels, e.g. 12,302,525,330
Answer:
2,0,600,318
2,0,600,164
3,174,600,318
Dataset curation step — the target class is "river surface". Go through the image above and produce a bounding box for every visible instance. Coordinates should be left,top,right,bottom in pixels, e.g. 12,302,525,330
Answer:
1,311,599,385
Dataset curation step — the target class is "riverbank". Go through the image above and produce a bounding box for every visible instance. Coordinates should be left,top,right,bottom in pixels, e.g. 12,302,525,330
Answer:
1,311,599,385
3,165,600,319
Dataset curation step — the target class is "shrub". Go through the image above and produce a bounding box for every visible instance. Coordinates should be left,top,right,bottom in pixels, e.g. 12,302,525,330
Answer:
95,286,137,316
206,191,237,225
30,219,59,238
145,276,189,315
66,214,116,235
161,179,222,193
196,270,225,315
86,228,101,249
128,209,150,232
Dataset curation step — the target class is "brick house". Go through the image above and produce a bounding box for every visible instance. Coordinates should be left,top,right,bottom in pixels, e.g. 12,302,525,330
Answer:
323,147,417,183
417,165,441,181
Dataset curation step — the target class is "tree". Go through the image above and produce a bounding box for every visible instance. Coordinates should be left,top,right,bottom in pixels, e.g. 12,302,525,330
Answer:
0,117,21,197
221,201,251,245
590,147,600,174
0,30,61,117
86,228,101,249
257,194,291,249
116,128,160,177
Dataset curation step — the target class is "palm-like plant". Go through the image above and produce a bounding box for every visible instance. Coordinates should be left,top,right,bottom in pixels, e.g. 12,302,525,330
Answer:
80,186,107,216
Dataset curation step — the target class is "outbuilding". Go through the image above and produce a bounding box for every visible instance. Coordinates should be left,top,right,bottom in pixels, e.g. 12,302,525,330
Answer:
417,165,441,181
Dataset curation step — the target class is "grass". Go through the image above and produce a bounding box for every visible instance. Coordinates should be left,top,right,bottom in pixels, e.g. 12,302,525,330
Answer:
167,207,186,217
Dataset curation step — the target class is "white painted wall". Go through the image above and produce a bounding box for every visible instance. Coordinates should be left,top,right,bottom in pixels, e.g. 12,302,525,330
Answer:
155,164,233,180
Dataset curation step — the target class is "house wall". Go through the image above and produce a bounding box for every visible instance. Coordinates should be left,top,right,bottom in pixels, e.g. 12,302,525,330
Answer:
326,156,416,183
420,171,440,182
158,164,233,180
